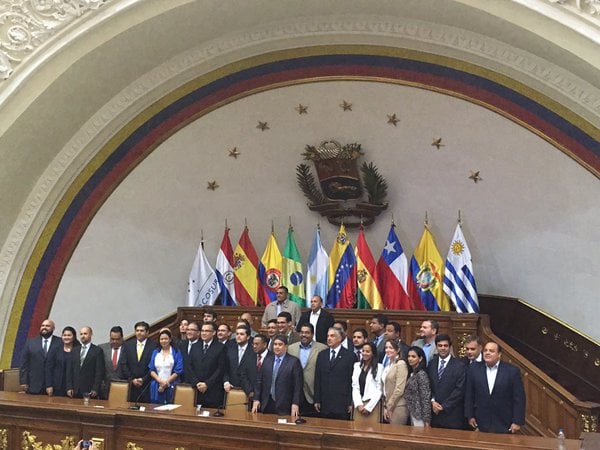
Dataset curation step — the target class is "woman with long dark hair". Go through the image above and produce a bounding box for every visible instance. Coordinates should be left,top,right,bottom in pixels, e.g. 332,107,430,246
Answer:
52,326,80,397
351,341,383,418
382,339,409,424
404,345,431,427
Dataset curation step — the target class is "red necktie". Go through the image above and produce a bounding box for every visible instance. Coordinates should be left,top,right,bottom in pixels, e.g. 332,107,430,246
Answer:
257,354,262,370
112,348,118,369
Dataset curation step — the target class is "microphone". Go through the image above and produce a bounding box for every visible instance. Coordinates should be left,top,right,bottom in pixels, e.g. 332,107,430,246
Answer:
294,415,306,424
129,380,151,410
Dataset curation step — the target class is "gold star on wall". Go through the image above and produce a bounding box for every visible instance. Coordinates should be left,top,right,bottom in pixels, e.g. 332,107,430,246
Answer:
387,114,400,126
228,147,240,159
431,138,445,149
257,121,269,131
295,104,308,114
207,181,219,190
340,100,353,111
469,171,482,183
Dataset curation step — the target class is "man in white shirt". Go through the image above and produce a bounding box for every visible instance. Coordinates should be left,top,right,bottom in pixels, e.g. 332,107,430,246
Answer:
465,341,525,434
296,295,334,344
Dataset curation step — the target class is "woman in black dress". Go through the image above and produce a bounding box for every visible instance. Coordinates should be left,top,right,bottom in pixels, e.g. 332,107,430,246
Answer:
53,326,79,397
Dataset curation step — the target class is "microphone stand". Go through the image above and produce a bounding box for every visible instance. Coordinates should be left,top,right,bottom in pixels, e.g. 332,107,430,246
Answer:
129,380,151,410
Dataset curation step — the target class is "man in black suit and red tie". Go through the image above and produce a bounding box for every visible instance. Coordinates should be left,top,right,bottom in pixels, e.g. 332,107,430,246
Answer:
427,334,467,429
314,327,355,420
252,334,303,418
19,318,62,395
465,341,526,434
296,295,335,344
188,321,226,408
66,326,105,398
120,321,156,403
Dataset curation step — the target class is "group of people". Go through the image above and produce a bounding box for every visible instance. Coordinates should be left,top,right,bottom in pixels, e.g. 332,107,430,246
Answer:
19,286,525,434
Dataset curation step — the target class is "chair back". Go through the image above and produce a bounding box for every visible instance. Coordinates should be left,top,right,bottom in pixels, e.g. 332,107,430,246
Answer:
224,388,248,413
2,368,21,392
352,401,382,427
174,383,196,410
107,380,130,405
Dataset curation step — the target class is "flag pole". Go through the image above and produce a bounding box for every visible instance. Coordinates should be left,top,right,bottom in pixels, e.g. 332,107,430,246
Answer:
271,220,274,233
458,210,462,226
424,211,429,228
391,213,395,226
225,218,229,231
201,229,204,249
289,215,293,231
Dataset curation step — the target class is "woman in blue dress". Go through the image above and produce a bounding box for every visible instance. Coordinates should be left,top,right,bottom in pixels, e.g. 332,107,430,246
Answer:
148,329,184,404
53,326,80,397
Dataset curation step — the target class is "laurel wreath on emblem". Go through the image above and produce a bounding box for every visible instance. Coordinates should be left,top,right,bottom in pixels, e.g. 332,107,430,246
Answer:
296,140,389,227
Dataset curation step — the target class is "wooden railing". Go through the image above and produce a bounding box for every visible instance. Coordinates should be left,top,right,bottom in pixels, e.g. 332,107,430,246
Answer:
136,306,600,439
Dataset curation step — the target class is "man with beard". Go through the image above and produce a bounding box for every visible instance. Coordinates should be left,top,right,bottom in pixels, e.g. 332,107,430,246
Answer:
351,328,368,362
20,319,62,395
411,319,439,366
288,323,327,416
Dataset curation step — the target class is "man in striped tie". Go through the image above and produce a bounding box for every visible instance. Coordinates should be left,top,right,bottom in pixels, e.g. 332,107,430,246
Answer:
426,334,467,429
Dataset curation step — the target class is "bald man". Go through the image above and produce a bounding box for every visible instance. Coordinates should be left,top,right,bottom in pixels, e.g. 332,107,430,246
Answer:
66,326,105,399
19,319,62,395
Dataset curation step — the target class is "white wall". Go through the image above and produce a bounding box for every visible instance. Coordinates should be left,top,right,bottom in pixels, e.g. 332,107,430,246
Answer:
52,81,600,342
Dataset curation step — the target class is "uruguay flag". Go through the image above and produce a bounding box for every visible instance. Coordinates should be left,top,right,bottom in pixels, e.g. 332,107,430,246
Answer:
215,227,237,306
305,226,329,303
443,224,479,313
376,224,413,310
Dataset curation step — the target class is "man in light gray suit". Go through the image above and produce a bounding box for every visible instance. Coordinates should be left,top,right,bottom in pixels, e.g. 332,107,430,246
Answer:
98,326,125,399
287,323,327,417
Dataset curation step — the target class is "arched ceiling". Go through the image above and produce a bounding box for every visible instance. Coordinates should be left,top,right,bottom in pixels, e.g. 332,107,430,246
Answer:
0,0,599,363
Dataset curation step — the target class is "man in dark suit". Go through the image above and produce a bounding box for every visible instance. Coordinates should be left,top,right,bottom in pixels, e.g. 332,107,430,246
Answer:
188,321,226,407
98,326,125,399
223,325,255,397
369,313,388,356
252,334,303,418
333,320,354,353
243,333,269,401
465,341,526,434
461,334,483,366
66,326,105,398
383,321,410,362
19,319,62,395
120,321,156,403
296,295,334,344
314,327,355,420
177,321,200,383
427,334,467,429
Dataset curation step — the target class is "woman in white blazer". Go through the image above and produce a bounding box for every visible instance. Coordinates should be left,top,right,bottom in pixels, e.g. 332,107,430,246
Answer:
382,339,409,425
352,342,383,417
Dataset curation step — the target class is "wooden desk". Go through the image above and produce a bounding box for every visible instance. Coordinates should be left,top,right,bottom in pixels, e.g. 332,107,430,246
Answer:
0,392,582,450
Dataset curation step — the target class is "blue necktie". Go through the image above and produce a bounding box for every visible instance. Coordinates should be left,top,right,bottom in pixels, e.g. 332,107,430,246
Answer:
271,357,282,400
438,358,446,379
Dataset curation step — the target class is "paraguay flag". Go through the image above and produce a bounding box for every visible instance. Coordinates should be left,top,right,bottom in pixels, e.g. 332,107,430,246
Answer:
215,227,237,306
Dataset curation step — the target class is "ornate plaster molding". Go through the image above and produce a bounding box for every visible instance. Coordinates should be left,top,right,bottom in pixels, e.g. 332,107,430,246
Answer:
1,12,600,350
0,0,112,80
